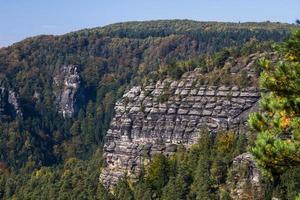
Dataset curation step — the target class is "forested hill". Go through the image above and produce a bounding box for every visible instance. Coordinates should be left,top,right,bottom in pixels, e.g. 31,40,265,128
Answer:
0,20,297,199
0,20,295,168
75,20,294,37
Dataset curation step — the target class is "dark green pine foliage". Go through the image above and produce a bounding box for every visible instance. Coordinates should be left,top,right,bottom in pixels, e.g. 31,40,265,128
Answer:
189,134,214,200
144,154,170,197
161,146,192,200
279,166,300,199
249,29,300,180
0,150,107,200
114,179,134,200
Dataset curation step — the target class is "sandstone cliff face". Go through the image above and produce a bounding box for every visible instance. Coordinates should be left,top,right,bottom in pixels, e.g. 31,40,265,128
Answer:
100,67,260,188
54,65,81,118
0,87,22,118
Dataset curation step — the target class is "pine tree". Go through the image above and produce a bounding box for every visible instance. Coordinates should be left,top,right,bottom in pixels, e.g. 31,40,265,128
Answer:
249,29,300,180
114,179,134,200
162,148,192,200
96,183,114,200
146,154,170,195
189,133,214,200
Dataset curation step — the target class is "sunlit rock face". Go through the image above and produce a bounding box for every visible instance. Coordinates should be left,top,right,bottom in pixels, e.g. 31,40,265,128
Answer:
99,68,260,188
54,65,81,118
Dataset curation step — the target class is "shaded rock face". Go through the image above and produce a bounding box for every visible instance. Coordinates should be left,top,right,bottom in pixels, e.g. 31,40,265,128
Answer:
228,153,265,200
100,69,260,188
0,87,22,118
54,65,81,118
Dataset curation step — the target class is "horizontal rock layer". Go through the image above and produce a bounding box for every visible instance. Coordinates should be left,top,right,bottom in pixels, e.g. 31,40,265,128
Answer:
100,70,260,188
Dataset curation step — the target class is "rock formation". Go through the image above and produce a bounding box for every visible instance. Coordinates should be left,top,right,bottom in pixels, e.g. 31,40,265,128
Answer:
54,65,81,118
228,153,266,200
100,68,261,188
0,87,22,118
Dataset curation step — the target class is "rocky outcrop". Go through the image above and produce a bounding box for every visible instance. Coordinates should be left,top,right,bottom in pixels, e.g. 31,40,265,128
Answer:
54,65,81,118
0,87,22,118
100,68,260,188
228,153,266,200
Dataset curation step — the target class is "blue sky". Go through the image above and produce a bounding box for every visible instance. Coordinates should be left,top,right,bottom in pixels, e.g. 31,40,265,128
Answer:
0,0,299,47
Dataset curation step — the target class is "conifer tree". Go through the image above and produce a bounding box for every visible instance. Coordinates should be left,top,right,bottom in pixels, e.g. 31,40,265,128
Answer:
249,29,300,180
189,134,214,200
114,179,134,200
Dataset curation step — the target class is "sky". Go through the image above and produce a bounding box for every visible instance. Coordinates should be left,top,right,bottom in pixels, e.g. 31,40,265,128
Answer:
0,0,299,47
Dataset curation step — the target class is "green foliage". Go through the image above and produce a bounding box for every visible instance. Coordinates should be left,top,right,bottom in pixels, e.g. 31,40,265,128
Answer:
157,59,200,80
190,134,215,200
107,131,250,200
0,149,106,200
145,154,170,195
279,166,300,200
220,189,232,200
114,179,134,200
249,29,300,180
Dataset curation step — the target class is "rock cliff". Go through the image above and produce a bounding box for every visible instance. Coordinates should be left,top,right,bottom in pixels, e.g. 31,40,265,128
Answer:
100,67,261,188
0,87,22,119
54,65,81,118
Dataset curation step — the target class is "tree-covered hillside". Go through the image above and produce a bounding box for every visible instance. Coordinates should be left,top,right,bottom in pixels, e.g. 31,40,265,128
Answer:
0,20,298,199
0,20,295,169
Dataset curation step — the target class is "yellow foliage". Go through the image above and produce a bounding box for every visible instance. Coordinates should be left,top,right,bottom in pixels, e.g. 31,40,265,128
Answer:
280,116,291,129
279,111,291,129
286,53,297,61
216,132,236,153
35,169,43,178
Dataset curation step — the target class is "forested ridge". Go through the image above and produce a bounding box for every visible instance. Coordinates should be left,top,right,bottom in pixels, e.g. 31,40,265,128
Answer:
0,20,299,199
